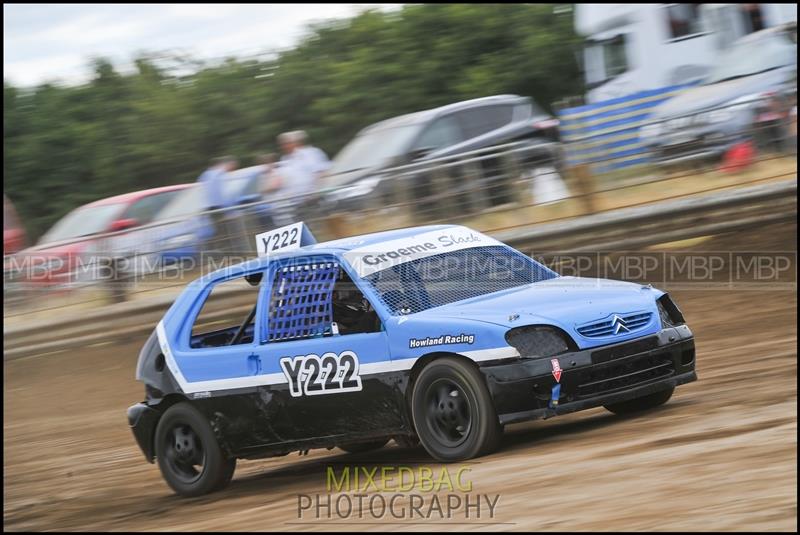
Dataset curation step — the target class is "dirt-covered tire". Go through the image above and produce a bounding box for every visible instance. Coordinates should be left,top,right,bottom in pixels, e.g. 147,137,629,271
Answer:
604,386,675,415
338,439,390,454
154,402,236,497
411,357,502,461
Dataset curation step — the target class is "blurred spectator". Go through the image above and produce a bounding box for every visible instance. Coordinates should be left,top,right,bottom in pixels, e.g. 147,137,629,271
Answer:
197,156,239,209
271,130,331,198
257,152,280,196
196,156,239,256
282,130,331,175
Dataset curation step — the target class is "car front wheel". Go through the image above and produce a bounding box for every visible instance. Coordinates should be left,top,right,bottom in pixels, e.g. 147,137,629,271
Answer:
154,402,236,497
411,357,502,461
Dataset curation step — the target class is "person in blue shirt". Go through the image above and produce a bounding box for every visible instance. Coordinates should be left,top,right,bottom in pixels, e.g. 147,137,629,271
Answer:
196,156,238,257
197,156,238,210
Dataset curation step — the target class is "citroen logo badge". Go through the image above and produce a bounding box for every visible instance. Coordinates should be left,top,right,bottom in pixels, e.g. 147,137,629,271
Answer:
611,315,630,334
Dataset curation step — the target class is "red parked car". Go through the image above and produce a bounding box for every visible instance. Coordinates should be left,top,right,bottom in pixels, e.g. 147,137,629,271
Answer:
17,184,191,285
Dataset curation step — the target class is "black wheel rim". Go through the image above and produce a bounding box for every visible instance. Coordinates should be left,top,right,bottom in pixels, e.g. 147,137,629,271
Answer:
424,378,472,447
163,422,206,484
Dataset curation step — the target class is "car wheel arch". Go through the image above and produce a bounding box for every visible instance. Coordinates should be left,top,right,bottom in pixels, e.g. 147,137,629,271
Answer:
154,392,189,409
408,350,478,381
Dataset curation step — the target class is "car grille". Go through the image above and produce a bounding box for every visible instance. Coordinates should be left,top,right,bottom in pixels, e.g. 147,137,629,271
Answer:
577,312,653,338
591,336,659,364
577,352,674,398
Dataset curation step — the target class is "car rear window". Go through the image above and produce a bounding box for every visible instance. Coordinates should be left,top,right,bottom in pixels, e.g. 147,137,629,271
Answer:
363,245,557,315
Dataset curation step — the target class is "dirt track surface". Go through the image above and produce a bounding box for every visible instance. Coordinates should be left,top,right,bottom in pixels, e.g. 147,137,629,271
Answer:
4,223,797,532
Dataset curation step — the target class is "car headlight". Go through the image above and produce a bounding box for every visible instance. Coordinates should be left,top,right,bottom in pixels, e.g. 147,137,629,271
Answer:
657,294,685,328
505,325,574,359
640,122,662,139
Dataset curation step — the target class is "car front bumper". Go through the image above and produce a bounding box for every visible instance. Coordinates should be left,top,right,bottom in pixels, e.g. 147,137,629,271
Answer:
480,325,696,425
127,402,160,463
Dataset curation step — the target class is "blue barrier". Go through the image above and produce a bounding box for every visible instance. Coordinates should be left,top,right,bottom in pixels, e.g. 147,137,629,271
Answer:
558,84,695,174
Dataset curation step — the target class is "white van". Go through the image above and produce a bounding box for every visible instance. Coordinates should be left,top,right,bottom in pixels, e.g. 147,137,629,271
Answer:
576,4,798,103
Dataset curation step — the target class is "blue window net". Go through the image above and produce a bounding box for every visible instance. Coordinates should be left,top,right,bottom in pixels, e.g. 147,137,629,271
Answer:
267,261,339,342
364,246,557,315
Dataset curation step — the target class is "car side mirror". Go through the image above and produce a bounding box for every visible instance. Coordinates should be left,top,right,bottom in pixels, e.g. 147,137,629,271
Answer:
408,146,434,161
245,272,263,286
110,218,138,232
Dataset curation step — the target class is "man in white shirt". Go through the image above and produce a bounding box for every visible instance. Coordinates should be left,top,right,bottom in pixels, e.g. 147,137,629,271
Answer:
265,130,331,199
259,130,331,226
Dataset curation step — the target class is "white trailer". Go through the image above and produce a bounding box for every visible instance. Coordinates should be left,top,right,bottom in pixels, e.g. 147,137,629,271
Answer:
577,3,798,103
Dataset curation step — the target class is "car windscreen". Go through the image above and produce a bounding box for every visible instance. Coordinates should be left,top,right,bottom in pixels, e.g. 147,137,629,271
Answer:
328,124,422,181
363,245,557,315
706,34,796,84
38,203,124,244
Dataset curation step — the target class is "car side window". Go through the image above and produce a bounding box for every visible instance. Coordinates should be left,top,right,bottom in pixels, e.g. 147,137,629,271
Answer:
122,191,181,224
411,114,464,153
457,105,515,139
190,274,262,348
331,268,382,335
264,258,381,343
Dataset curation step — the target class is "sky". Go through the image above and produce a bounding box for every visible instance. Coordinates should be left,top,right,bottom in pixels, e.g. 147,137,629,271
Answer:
3,3,402,86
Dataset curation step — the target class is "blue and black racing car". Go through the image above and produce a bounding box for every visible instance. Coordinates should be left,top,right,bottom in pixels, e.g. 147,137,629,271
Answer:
128,223,696,496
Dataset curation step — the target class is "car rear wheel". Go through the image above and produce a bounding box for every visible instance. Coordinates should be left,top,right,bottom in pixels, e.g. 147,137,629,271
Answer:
411,357,502,461
604,386,675,415
154,402,236,497
338,438,390,454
